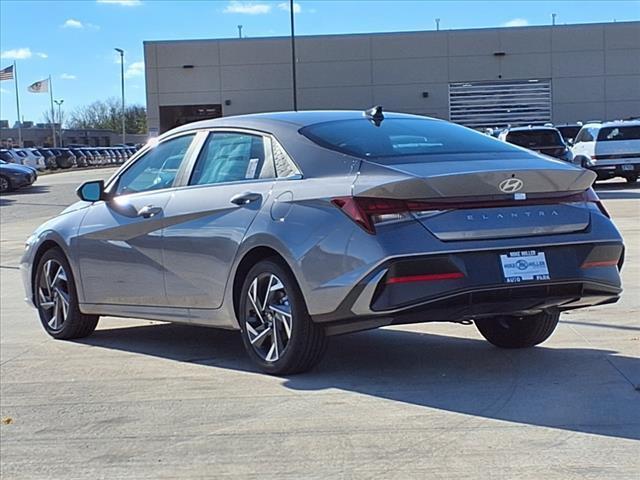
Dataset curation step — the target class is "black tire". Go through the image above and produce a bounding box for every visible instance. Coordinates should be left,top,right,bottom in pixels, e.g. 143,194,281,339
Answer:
238,258,327,375
34,248,99,340
0,175,12,193
625,175,638,183
475,311,559,348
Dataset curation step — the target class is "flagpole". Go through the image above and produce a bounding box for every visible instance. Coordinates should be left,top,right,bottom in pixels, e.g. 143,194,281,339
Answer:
49,75,56,147
13,62,22,147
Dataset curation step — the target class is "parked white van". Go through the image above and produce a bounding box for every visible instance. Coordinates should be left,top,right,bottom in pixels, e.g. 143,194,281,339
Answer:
572,120,640,183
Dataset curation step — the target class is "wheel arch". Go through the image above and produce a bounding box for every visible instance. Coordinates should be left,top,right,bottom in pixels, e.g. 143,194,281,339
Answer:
232,246,299,322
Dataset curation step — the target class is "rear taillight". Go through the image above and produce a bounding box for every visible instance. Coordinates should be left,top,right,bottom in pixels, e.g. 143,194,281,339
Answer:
331,197,439,234
583,187,610,218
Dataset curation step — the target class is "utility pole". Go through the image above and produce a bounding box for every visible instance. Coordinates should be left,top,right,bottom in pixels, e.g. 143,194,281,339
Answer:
436,18,440,31
289,0,297,111
54,99,64,146
552,13,557,26
115,48,126,145
238,25,243,38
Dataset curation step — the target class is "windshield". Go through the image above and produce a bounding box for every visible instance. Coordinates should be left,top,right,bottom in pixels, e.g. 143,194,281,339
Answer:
300,118,522,161
506,130,563,148
597,126,640,142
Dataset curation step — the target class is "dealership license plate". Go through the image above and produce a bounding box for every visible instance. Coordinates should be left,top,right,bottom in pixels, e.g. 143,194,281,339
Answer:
500,251,550,283
622,164,634,171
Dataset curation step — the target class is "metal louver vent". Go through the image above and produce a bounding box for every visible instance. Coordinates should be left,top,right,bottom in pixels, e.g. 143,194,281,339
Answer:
449,79,552,128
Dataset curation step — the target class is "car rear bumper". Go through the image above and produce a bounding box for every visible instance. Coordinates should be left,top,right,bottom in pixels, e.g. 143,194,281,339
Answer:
590,161,640,179
312,241,623,335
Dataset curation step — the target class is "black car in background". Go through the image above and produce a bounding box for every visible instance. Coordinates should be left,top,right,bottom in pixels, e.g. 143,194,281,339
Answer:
0,159,37,193
499,126,574,163
556,123,583,145
70,148,88,167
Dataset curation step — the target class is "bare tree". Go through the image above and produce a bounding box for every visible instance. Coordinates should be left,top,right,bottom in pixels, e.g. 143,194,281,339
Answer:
67,98,147,133
42,108,66,127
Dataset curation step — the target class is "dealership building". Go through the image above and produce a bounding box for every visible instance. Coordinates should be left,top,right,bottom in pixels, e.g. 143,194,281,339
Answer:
144,21,639,134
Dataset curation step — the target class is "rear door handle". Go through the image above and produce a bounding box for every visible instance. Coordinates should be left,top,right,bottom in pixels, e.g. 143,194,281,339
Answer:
230,192,262,206
138,205,163,218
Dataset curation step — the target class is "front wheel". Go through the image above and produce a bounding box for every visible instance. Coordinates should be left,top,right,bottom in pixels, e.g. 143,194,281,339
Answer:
238,259,327,375
475,311,559,348
35,248,99,339
625,175,638,183
0,175,12,193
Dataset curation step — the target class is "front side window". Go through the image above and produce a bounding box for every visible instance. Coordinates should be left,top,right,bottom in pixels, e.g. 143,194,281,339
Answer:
190,132,270,186
574,127,596,143
114,134,195,196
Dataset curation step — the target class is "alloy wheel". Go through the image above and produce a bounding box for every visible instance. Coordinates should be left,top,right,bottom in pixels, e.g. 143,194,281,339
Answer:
0,177,9,193
37,259,70,332
244,273,293,363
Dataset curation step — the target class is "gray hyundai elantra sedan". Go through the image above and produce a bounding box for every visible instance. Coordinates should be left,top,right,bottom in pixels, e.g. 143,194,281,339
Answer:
21,109,624,374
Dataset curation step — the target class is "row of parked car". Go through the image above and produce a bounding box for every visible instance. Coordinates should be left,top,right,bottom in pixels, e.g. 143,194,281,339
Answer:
489,119,640,183
0,145,140,173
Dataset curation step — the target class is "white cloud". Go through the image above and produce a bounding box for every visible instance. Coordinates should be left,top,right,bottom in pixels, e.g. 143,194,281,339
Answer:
63,18,83,28
0,48,47,59
223,1,272,14
277,2,301,13
125,61,144,79
60,73,77,80
1,48,32,59
503,18,529,27
62,18,99,30
97,0,141,6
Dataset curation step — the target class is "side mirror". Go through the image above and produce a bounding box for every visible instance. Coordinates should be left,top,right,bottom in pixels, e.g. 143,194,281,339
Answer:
76,180,105,202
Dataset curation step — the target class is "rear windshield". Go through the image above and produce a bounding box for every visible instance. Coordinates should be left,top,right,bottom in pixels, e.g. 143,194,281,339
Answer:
597,126,640,142
506,130,563,148
300,118,521,161
557,126,581,139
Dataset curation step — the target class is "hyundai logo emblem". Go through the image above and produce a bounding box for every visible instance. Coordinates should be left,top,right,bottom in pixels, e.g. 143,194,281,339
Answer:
499,178,524,193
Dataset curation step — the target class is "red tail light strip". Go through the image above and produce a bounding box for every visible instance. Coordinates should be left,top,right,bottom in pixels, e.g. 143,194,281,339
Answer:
581,260,619,269
332,187,609,234
386,272,465,284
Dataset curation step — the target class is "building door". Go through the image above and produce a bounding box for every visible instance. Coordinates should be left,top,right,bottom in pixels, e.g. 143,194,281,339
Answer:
449,79,552,129
159,104,222,133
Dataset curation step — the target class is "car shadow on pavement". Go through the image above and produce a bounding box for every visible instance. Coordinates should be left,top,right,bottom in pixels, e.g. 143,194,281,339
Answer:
78,323,640,441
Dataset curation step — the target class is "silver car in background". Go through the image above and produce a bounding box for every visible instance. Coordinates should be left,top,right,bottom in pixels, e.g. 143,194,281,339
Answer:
21,109,624,374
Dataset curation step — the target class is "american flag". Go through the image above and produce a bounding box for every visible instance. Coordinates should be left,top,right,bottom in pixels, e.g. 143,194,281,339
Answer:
0,64,14,81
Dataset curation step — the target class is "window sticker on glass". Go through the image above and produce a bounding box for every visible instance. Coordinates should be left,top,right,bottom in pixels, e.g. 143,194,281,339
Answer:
245,158,259,179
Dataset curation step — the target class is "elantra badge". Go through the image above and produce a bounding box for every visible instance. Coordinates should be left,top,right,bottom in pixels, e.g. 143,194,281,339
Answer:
499,178,524,193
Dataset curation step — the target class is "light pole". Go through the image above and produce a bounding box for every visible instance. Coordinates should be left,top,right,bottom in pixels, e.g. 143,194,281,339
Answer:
289,0,297,111
115,48,125,145
54,99,64,146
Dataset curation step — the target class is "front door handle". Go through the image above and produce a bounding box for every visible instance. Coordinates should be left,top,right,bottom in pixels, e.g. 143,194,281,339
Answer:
138,205,163,218
230,192,262,206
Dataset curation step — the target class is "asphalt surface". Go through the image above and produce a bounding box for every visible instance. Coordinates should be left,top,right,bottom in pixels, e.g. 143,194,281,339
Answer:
1,168,639,479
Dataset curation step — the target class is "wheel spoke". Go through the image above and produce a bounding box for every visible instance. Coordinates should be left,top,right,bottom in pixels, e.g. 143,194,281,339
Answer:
38,289,54,309
248,279,265,324
265,342,277,362
269,305,292,339
57,289,69,319
249,325,272,347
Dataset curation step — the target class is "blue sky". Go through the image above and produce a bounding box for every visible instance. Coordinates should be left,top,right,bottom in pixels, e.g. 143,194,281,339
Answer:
1,0,638,125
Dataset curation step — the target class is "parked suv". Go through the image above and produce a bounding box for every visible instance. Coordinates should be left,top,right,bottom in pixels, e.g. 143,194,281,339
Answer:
572,120,640,182
555,123,583,146
499,126,573,162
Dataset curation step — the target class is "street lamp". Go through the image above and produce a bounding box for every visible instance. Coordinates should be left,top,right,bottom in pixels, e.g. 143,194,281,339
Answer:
54,99,64,147
114,48,125,145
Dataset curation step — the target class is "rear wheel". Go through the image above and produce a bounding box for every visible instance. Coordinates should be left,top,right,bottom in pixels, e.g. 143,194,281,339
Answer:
35,248,99,339
625,175,638,183
475,311,559,348
238,259,327,375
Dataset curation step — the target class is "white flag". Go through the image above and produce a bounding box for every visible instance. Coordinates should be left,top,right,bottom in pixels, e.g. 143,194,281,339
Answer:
28,78,49,93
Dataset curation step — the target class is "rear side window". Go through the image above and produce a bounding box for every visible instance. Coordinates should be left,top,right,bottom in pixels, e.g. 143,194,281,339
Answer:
190,132,271,186
300,118,521,162
506,130,563,148
597,126,640,142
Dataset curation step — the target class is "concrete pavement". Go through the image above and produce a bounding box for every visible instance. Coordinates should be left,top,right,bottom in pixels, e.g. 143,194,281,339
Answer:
1,169,638,479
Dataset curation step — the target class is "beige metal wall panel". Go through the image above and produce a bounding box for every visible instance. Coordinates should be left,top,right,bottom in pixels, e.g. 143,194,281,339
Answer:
155,41,220,68
221,64,292,91
370,32,447,59
372,57,448,84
